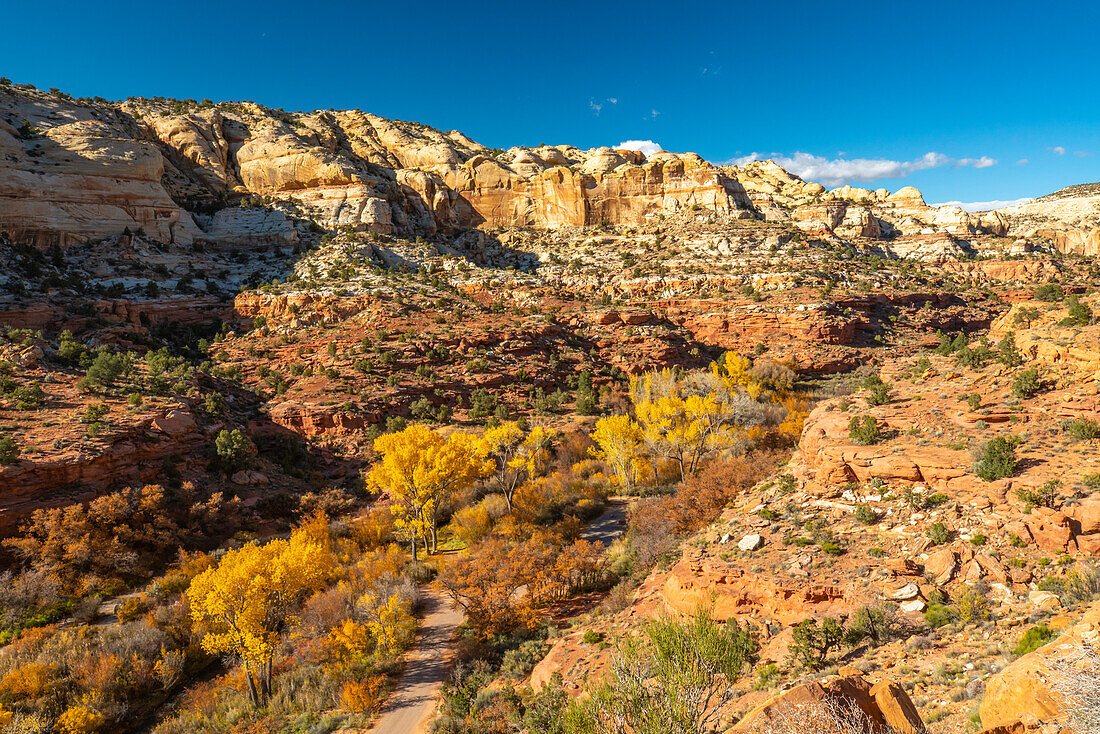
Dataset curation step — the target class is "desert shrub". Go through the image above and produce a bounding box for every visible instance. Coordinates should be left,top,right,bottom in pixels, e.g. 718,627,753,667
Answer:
755,697,893,734
854,504,879,525
54,705,105,734
966,393,981,411
974,436,1018,480
1016,480,1061,510
862,375,891,406
340,675,386,713
924,603,956,628
1037,566,1100,606
570,609,758,732
951,585,990,622
468,388,499,420
1061,296,1094,327
1034,282,1064,301
1011,368,1042,398
4,483,240,587
1014,624,1055,656
500,639,549,678
1064,417,1100,441
1048,642,1100,734
848,415,882,445
0,435,19,465
927,522,950,546
116,596,149,623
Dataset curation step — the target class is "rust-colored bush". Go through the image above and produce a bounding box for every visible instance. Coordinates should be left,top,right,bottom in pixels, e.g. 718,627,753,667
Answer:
340,675,386,713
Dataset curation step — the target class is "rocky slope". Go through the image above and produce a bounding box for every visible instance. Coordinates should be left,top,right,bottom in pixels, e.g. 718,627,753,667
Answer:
530,294,1100,732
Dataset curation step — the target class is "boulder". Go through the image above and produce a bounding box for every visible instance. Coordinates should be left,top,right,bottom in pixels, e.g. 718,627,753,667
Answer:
739,534,765,552
869,679,925,734
734,674,923,733
924,548,958,585
889,583,920,601
152,409,197,438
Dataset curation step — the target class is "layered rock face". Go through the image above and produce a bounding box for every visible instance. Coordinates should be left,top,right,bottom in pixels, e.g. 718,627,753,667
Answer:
0,86,758,246
5,83,1085,258
0,98,190,247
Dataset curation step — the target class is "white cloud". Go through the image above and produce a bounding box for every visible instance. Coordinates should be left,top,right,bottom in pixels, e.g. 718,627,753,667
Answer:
957,156,997,168
608,97,618,105
589,99,602,115
730,151,998,187
1016,158,1029,165
617,139,663,158
1075,150,1092,157
933,198,1033,212
1051,146,1066,155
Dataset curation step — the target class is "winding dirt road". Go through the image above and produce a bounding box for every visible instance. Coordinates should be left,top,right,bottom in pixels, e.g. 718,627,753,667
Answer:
367,501,628,733
368,588,463,734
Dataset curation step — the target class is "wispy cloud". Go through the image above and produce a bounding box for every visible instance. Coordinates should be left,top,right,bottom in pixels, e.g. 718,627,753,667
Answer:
589,97,618,115
1050,145,1067,155
730,151,998,187
1016,158,1029,165
933,198,1032,212
1075,150,1092,157
617,139,663,158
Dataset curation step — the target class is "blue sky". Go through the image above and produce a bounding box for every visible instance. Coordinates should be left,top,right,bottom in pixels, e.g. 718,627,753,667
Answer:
3,0,1098,206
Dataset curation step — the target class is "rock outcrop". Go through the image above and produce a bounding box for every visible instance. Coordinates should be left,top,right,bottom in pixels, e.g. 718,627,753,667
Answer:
980,600,1100,731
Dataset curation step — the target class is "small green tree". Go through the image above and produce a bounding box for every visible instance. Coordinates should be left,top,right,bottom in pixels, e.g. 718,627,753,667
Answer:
848,415,882,445
788,617,845,671
0,435,19,465
215,428,253,471
974,436,1018,480
1012,368,1042,399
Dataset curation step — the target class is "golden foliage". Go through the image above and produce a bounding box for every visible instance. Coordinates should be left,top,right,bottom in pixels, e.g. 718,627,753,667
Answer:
340,675,386,713
367,424,493,558
590,415,645,488
54,705,105,734
0,661,54,700
482,421,553,511
187,522,334,704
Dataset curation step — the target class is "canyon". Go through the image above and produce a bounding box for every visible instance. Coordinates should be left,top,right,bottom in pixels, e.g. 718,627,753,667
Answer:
2,79,1100,734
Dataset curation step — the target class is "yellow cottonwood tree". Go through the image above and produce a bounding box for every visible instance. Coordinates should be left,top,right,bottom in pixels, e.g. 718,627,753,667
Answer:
368,424,492,559
590,415,645,488
627,354,786,481
482,421,553,511
187,524,333,705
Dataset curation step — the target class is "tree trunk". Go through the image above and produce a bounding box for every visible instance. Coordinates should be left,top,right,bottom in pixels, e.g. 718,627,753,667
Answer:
410,533,418,563
430,522,438,554
245,664,260,707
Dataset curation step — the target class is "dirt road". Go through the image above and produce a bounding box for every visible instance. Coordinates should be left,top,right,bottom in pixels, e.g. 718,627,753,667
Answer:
368,588,463,734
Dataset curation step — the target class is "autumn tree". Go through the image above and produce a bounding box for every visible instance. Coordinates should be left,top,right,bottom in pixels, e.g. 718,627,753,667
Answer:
628,355,787,481
589,415,645,488
439,533,604,638
367,425,492,559
187,518,334,705
482,421,553,512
